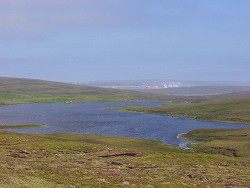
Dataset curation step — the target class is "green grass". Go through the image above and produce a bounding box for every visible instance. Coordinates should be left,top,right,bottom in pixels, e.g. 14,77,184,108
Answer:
0,125,45,129
1,77,250,186
0,92,141,106
123,98,250,124
181,128,250,157
2,77,250,106
0,130,249,187
0,77,176,106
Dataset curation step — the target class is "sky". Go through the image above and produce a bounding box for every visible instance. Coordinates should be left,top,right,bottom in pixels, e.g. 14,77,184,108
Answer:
1,0,250,83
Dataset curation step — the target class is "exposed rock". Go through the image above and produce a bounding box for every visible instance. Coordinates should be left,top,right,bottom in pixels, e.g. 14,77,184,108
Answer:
128,165,159,169
240,163,250,166
99,152,137,158
199,176,208,181
20,150,30,154
9,153,27,158
122,181,130,186
111,161,123,165
187,174,193,179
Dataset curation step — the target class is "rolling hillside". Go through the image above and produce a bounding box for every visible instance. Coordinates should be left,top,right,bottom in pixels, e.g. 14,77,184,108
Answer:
0,77,144,95
0,77,179,105
143,86,250,96
1,77,250,106
123,97,250,124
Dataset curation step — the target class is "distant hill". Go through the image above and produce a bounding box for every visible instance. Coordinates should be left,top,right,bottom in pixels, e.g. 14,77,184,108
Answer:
0,77,125,95
0,77,178,104
211,90,250,100
1,77,250,106
143,86,250,96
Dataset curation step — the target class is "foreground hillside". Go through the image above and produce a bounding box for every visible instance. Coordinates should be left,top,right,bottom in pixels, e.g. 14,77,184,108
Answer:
123,98,250,124
0,77,177,106
0,128,249,188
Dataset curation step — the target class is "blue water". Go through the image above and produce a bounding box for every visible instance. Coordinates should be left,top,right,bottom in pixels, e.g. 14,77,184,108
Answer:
0,102,249,147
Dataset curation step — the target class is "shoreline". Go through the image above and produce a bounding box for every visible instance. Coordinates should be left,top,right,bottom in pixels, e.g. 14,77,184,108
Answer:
1,125,191,150
122,108,250,125
177,133,190,149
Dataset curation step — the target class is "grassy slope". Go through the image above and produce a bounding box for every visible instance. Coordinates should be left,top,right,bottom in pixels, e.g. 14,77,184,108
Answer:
123,98,250,124
0,125,45,129
1,78,250,187
139,85,250,106
0,77,179,106
1,77,250,106
181,128,250,157
0,130,249,188
143,86,250,96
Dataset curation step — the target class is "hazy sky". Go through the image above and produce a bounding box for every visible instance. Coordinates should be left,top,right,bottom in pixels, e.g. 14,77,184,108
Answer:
1,0,250,82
